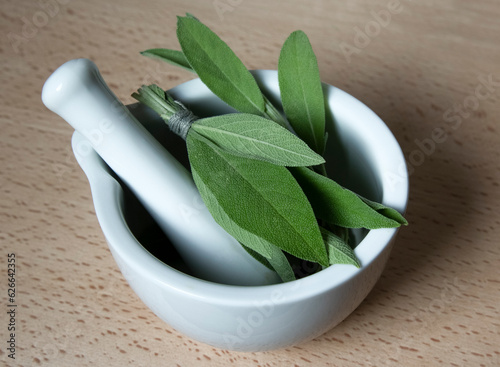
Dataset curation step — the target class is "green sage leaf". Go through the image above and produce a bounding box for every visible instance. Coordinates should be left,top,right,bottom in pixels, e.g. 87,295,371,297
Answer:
290,167,405,229
191,114,325,167
192,165,295,283
320,227,361,268
358,196,408,226
140,49,194,72
278,30,325,153
177,16,266,115
242,245,296,283
241,245,273,270
191,169,275,259
187,136,329,266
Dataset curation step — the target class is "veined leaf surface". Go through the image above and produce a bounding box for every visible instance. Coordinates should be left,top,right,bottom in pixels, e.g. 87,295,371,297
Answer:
188,136,329,266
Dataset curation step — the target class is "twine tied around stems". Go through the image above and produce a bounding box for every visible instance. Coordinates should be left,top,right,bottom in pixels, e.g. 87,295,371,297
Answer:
168,101,198,140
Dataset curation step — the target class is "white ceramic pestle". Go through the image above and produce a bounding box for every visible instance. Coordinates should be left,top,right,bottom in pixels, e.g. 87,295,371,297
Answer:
42,58,280,286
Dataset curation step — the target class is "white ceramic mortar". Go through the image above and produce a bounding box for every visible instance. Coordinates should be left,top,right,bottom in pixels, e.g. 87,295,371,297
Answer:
71,70,409,351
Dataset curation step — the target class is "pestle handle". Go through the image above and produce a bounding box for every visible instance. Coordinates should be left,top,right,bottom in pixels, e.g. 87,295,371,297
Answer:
42,58,280,286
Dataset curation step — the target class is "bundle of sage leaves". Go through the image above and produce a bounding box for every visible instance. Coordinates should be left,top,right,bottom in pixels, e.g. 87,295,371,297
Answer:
132,14,407,282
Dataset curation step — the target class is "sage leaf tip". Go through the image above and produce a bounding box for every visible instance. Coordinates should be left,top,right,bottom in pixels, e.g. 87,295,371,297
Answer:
140,49,156,57
178,14,196,24
185,12,200,21
291,29,306,37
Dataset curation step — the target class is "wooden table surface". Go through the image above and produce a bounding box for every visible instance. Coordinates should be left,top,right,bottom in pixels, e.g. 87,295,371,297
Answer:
1,0,499,366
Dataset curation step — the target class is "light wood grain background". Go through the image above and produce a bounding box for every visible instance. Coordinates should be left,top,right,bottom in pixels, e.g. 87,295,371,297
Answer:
1,0,499,366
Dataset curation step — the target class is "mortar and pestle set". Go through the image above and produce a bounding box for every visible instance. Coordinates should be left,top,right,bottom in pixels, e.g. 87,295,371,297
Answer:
42,59,408,351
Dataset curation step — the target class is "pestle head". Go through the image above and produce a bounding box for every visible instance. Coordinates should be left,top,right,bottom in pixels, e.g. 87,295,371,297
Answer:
43,59,100,113
42,58,127,135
